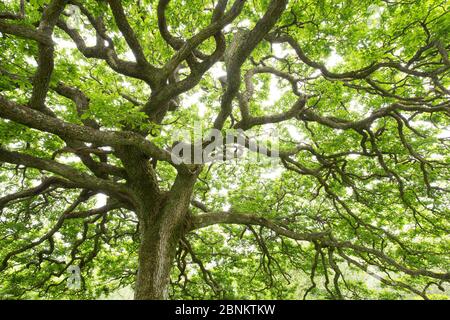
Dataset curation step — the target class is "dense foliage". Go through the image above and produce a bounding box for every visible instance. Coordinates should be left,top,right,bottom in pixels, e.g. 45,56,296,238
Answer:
0,0,449,299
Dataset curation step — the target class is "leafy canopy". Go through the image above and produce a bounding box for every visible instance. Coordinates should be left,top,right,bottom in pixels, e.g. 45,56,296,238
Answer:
0,0,449,299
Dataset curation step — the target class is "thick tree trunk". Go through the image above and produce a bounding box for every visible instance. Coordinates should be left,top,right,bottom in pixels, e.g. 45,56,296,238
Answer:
134,220,179,299
133,172,198,300
115,145,199,299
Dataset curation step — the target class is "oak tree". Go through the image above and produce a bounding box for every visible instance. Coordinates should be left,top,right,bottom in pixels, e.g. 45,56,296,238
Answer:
0,0,449,299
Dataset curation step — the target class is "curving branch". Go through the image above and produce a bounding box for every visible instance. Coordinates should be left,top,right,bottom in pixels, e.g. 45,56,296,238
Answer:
107,0,152,68
190,211,329,241
213,0,289,130
191,211,450,283
0,147,131,201
0,176,77,209
0,0,25,20
30,0,68,113
0,96,179,168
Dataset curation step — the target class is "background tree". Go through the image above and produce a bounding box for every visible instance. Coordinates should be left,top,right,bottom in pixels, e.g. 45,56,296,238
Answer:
0,0,449,300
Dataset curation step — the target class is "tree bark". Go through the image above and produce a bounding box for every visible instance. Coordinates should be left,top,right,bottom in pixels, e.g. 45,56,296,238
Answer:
134,219,178,299
133,171,199,300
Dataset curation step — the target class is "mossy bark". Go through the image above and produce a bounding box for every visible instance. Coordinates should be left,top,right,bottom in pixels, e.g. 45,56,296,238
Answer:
133,173,197,300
